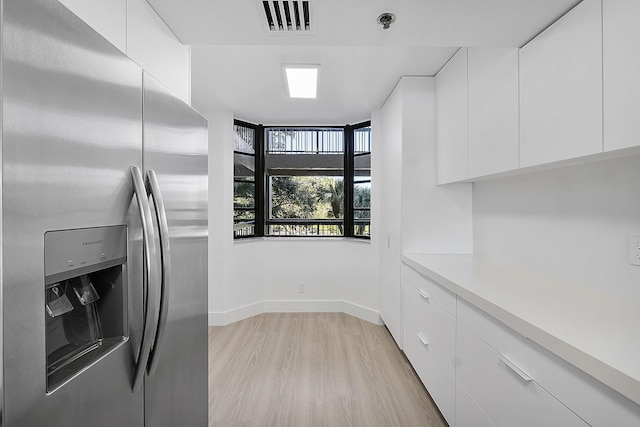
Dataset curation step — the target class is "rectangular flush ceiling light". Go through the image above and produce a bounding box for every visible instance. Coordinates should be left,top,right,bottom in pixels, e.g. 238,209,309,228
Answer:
284,65,319,99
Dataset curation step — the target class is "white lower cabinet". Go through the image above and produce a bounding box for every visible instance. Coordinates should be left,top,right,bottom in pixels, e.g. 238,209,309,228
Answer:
403,279,456,425
457,298,640,427
456,321,588,427
455,381,495,427
402,264,640,427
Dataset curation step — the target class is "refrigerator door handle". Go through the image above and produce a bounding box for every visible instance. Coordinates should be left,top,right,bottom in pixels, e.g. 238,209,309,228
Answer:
145,169,171,376
130,166,161,392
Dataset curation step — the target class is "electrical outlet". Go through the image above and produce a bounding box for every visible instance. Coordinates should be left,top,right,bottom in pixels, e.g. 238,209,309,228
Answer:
298,283,305,293
630,235,640,266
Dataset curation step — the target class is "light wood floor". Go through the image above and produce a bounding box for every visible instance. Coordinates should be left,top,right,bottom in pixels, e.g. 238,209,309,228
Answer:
208,312,448,427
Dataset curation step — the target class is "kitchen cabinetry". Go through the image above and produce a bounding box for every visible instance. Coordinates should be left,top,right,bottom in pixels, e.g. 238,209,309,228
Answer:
379,77,471,348
403,266,456,425
468,48,519,178
456,319,588,427
603,0,640,152
58,0,191,105
519,0,603,167
455,381,494,427
436,47,519,183
402,260,640,426
436,48,468,184
457,297,640,427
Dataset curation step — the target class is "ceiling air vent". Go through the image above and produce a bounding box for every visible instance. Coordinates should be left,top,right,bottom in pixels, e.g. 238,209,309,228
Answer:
261,1,313,33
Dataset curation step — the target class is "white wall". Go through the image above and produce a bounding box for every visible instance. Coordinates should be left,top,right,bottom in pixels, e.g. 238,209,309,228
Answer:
473,153,640,300
57,0,191,104
204,109,381,326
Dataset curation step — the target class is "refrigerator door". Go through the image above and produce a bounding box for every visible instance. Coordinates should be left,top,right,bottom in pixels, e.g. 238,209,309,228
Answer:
2,0,144,425
142,72,208,426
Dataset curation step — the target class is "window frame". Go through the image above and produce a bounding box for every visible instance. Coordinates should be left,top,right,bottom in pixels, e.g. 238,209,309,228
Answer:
233,119,370,240
233,120,264,239
348,121,371,239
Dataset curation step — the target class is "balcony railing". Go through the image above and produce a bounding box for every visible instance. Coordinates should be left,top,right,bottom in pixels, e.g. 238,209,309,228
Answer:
267,128,344,154
233,220,255,238
267,218,343,236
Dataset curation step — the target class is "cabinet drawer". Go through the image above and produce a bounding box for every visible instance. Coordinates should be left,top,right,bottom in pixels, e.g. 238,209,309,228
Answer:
455,380,495,427
456,321,589,427
403,265,456,315
457,298,640,426
404,279,456,370
403,314,455,425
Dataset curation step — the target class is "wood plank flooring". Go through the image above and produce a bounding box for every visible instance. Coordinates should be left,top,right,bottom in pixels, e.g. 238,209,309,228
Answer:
208,312,448,427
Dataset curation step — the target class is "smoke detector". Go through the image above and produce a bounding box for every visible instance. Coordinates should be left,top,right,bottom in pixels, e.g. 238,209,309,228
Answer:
377,12,396,29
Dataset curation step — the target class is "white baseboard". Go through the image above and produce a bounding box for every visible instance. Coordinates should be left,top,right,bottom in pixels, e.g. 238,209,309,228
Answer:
208,301,264,326
342,301,383,325
208,300,381,326
263,299,343,313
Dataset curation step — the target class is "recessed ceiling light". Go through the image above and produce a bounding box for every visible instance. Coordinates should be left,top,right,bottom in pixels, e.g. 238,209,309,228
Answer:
283,65,319,99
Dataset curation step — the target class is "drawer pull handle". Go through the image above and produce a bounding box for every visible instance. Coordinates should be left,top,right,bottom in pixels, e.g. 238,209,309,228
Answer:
499,355,532,382
418,289,430,300
417,332,429,346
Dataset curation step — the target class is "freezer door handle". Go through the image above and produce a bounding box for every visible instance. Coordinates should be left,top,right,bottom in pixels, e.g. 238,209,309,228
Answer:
146,169,171,376
130,166,161,392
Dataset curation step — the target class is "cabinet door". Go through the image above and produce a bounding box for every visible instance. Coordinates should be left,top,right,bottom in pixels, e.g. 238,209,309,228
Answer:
403,280,456,425
378,89,404,348
403,279,456,371
520,0,603,167
456,381,496,427
58,0,127,52
456,322,589,427
457,298,640,427
603,0,640,151
468,48,519,178
436,48,468,184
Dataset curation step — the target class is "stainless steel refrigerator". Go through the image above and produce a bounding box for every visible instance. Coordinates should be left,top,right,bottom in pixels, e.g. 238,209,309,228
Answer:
0,0,208,425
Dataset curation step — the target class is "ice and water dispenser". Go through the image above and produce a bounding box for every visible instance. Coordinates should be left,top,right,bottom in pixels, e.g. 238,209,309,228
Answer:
45,226,128,392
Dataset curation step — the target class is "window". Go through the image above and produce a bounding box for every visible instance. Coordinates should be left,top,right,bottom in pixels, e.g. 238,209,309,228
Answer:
233,120,370,239
233,121,261,238
351,124,371,237
266,127,344,236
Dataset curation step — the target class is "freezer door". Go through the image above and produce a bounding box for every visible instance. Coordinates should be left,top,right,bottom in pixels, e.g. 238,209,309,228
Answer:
142,72,208,426
2,0,144,425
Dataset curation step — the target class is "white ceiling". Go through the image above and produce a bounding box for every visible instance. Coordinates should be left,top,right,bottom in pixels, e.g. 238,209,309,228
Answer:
147,0,581,124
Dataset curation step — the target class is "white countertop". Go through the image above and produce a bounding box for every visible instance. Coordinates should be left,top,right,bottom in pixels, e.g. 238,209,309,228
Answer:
402,253,640,406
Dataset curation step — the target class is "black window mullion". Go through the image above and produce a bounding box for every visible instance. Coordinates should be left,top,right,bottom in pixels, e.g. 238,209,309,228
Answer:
256,124,265,237
344,124,354,238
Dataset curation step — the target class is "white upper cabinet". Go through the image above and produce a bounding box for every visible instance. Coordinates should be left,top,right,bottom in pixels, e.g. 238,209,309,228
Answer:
58,0,127,52
436,48,469,184
437,47,519,183
519,0,603,167
603,0,640,152
128,0,191,105
468,48,520,178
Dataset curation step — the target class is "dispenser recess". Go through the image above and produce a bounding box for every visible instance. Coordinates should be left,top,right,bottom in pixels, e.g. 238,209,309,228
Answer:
44,226,128,392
